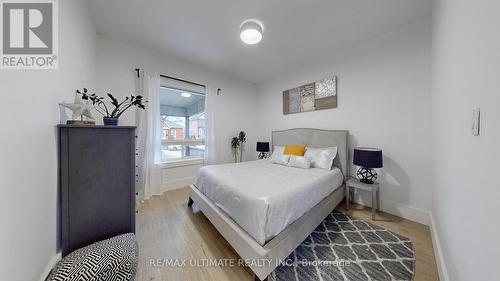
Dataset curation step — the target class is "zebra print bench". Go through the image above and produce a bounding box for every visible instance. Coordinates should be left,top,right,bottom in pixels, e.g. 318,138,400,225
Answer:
47,233,138,281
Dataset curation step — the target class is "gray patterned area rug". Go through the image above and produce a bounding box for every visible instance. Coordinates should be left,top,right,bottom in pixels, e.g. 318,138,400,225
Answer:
270,211,415,281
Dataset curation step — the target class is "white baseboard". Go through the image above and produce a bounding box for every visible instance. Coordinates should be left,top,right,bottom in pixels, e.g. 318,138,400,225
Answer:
143,176,195,200
353,195,430,225
39,252,61,281
379,199,430,225
430,213,450,281
162,176,196,192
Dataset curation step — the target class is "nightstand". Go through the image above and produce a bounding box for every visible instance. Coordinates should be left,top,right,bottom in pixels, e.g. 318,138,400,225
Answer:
346,177,380,220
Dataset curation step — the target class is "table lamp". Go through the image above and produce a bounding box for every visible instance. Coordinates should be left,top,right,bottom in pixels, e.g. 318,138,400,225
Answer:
353,147,383,184
256,142,270,159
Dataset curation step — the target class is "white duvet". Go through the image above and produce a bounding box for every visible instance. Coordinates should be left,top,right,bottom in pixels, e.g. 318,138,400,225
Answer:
194,159,343,245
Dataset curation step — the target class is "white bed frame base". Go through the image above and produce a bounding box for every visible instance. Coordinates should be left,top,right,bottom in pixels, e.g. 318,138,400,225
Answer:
189,184,345,280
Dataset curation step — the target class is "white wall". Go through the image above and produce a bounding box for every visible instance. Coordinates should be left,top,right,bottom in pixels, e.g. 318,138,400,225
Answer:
95,37,259,192
0,1,97,281
256,19,433,225
431,0,500,280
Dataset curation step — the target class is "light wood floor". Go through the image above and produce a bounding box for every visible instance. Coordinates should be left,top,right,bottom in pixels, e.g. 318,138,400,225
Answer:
136,187,439,281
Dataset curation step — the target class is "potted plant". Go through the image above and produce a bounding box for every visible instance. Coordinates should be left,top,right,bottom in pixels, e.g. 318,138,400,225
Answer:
77,88,147,125
230,131,247,163
231,137,240,163
238,131,246,162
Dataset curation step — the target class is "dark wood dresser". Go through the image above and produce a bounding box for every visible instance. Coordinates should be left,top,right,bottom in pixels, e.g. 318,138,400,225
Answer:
58,125,136,256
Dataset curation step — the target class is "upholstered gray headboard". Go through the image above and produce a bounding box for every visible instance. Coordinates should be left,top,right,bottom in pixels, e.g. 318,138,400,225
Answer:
272,128,349,181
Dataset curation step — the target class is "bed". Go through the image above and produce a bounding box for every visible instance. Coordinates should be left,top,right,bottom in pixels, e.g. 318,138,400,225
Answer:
188,128,349,280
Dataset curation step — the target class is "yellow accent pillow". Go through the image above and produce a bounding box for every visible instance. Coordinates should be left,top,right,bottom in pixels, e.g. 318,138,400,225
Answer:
283,145,306,156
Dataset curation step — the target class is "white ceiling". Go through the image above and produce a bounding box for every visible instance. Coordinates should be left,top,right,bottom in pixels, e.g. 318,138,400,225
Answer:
87,0,432,83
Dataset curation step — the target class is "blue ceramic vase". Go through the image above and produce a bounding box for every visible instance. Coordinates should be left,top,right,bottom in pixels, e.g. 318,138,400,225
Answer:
103,117,119,126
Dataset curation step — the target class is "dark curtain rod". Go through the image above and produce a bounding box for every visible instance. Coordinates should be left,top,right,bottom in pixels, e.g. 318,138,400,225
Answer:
135,68,206,88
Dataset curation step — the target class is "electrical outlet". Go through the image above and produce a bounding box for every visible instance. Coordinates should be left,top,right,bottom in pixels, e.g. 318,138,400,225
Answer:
472,108,480,136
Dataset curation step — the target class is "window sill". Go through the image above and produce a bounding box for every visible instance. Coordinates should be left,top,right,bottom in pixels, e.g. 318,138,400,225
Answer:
160,158,204,169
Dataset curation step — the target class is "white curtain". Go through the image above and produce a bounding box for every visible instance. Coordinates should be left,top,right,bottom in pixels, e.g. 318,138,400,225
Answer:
204,87,217,165
136,70,162,200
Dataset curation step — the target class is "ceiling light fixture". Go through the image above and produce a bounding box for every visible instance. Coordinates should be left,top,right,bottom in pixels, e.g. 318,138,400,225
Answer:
240,19,263,45
181,92,192,98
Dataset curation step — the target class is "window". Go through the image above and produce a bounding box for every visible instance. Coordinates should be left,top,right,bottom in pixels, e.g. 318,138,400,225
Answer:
198,127,205,139
160,86,205,162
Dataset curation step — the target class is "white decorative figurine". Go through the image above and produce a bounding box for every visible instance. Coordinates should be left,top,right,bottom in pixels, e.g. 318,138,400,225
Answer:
60,92,95,125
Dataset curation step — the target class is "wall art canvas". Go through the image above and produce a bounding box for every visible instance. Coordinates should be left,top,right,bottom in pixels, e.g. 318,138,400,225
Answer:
283,76,337,114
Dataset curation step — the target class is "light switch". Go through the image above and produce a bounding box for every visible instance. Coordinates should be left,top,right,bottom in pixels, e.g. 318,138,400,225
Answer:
472,108,480,136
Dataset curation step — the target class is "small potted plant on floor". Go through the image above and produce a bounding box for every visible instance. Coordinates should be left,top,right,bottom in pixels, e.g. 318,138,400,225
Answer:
230,131,247,162
231,137,240,163
238,131,246,162
77,88,147,125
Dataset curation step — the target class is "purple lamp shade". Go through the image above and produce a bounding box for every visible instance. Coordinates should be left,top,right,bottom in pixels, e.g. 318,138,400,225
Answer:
256,142,270,152
353,147,383,168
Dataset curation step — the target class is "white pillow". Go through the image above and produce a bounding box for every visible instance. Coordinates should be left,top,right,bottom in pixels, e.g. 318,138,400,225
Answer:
304,147,338,170
273,145,285,155
270,153,290,166
288,155,312,169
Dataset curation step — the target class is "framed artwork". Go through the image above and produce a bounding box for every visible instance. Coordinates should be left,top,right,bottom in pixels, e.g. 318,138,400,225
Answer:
283,76,337,115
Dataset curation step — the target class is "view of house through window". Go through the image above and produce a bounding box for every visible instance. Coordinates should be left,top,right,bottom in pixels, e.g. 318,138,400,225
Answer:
160,86,205,162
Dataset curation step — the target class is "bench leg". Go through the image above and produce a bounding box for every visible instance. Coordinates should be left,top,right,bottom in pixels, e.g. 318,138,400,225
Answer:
187,197,194,207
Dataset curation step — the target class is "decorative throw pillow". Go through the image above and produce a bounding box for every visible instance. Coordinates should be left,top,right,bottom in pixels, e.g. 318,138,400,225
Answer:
288,155,312,169
270,153,290,165
304,147,338,170
273,145,285,155
283,145,306,156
